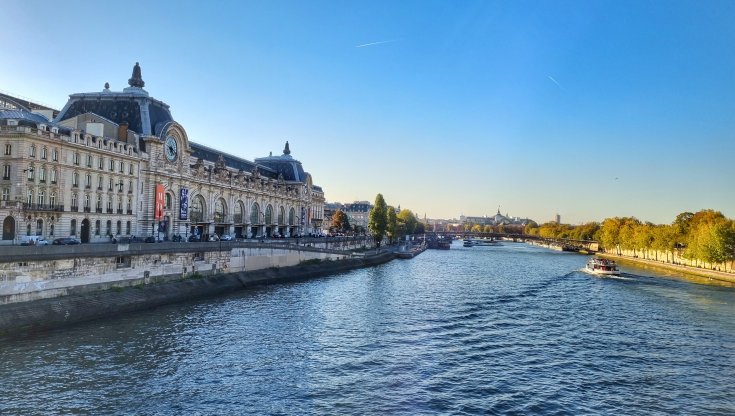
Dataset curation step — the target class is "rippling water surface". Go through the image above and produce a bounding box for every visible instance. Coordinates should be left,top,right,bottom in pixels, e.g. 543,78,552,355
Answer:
2,243,735,415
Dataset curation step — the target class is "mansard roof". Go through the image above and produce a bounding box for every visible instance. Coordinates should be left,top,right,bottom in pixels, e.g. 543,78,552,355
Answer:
254,141,307,182
189,142,280,180
54,63,173,137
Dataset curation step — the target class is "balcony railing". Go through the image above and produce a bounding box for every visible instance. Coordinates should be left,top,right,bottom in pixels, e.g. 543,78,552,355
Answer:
126,209,133,215
22,203,64,212
106,208,113,214
84,207,91,213
117,209,123,214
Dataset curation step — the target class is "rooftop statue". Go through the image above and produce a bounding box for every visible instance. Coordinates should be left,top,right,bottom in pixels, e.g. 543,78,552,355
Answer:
283,141,291,155
128,62,145,88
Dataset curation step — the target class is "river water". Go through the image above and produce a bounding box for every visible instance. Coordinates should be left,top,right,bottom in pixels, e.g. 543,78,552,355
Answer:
2,242,735,415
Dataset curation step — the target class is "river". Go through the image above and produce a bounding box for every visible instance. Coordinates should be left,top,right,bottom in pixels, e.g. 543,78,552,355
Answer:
2,242,734,415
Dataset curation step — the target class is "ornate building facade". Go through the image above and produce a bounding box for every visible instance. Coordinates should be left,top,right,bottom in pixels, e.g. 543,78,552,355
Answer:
0,63,324,244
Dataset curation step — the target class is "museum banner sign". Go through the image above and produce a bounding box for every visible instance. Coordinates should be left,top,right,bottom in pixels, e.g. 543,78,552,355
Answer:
179,188,189,220
154,183,165,220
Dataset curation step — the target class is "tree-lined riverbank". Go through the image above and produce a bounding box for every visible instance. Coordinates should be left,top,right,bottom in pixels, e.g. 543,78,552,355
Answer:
526,209,735,274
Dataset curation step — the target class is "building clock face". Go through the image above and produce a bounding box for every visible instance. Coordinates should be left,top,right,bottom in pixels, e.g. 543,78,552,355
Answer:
165,136,178,161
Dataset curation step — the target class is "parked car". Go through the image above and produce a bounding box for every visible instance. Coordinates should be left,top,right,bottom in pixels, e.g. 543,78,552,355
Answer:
21,236,50,246
219,234,234,241
52,237,81,245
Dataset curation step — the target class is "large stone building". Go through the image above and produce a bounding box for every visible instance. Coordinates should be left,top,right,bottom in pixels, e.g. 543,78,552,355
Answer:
322,200,373,234
0,63,324,244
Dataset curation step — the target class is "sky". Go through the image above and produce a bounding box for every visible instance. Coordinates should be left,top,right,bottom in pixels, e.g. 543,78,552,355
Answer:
3,0,734,225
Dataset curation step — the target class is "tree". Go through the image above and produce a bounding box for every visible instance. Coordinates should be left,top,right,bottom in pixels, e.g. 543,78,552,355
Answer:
471,224,483,233
386,206,398,244
331,209,350,233
599,217,623,254
397,209,418,236
415,222,425,234
684,215,735,265
368,194,388,247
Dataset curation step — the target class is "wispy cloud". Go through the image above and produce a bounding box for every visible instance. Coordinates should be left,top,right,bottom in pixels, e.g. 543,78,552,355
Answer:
355,39,400,48
547,75,564,90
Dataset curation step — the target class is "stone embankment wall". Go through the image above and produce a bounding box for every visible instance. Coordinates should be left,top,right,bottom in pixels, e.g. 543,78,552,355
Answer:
598,249,735,283
0,239,370,303
0,248,394,337
599,248,735,274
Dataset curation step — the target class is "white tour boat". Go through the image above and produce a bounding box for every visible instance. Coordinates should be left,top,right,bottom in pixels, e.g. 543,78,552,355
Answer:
584,258,621,276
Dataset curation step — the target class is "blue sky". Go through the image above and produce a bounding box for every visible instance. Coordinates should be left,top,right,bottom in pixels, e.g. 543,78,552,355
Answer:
3,0,734,224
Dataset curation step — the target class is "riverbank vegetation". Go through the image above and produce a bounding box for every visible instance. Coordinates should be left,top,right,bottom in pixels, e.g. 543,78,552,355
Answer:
368,194,424,246
525,210,735,272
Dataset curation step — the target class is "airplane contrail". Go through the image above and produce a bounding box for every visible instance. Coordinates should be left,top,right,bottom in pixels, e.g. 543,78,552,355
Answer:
547,75,564,90
355,39,400,48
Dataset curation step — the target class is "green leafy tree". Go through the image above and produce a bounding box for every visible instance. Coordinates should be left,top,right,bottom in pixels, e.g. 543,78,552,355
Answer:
368,194,388,247
397,209,418,236
415,222,425,234
386,206,398,244
684,213,735,265
599,217,623,254
651,224,677,262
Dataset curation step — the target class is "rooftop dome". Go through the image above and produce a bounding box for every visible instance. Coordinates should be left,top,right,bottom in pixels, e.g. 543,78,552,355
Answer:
54,62,174,137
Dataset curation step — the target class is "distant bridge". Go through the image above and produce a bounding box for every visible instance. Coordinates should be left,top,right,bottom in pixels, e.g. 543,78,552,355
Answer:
425,232,599,253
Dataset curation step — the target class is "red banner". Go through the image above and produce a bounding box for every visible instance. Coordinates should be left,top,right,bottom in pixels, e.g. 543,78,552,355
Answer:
154,183,165,220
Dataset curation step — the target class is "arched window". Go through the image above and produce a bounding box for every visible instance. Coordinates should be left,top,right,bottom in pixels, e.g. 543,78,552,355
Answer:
250,203,260,224
214,198,226,223
37,190,45,206
235,201,245,223
165,193,173,209
26,190,33,205
95,220,101,236
190,195,205,222
116,221,121,235
106,220,112,236
289,208,295,226
50,192,56,207
36,219,43,236
126,221,131,235
278,207,285,225
70,219,77,236
265,205,273,224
